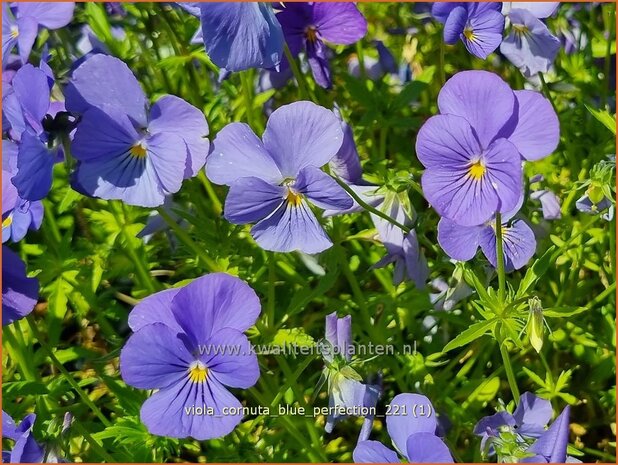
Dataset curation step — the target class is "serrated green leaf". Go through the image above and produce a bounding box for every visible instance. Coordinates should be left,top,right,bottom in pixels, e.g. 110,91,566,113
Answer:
443,319,496,353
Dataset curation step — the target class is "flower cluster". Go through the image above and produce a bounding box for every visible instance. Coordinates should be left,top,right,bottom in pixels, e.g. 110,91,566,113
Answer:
417,70,559,271
433,2,562,77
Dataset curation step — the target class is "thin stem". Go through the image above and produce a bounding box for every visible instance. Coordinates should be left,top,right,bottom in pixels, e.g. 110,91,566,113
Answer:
499,341,521,404
283,44,312,101
3,326,37,381
495,212,506,304
109,202,158,293
538,73,558,114
71,420,119,463
267,253,276,328
333,176,411,234
156,207,220,272
198,171,222,215
26,317,112,428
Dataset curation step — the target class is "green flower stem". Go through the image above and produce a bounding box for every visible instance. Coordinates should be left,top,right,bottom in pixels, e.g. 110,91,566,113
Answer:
283,44,313,101
109,202,158,294
26,316,112,428
156,207,220,272
71,420,119,463
494,212,506,304
333,176,411,234
241,71,261,132
356,41,368,81
267,253,277,328
197,171,222,216
500,341,521,405
538,73,558,114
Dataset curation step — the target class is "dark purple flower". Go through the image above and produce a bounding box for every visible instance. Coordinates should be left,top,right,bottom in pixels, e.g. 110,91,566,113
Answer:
2,411,45,463
474,392,553,453
277,3,367,88
2,2,74,67
196,3,284,72
500,8,561,77
207,101,352,254
2,245,39,326
417,70,559,227
66,55,209,207
354,393,453,463
433,2,504,59
120,273,261,439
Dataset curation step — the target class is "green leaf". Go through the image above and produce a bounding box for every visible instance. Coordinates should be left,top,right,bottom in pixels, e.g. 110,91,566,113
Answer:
544,306,589,317
272,328,316,349
522,366,547,388
466,376,501,404
3,380,49,397
443,319,496,353
585,104,616,135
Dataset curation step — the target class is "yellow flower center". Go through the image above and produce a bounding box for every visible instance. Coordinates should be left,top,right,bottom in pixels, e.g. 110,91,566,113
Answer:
463,28,475,41
10,26,19,39
286,189,303,207
188,361,208,384
129,142,147,158
2,215,13,228
305,26,318,43
512,24,529,36
468,160,486,180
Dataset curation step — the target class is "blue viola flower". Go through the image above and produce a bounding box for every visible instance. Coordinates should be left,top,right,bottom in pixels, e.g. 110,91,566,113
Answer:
181,2,284,72
2,2,75,68
2,411,45,463
2,245,39,326
3,63,71,201
321,312,380,442
353,393,454,463
500,7,561,77
207,101,352,254
432,2,505,59
66,55,209,207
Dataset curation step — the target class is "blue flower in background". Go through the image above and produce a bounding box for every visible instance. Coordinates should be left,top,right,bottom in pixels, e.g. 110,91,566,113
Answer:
500,7,561,77
354,393,454,463
2,411,45,463
432,2,505,59
2,2,75,68
180,2,284,72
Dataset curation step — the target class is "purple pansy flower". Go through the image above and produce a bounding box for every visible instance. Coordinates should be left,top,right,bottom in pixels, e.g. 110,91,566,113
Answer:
2,140,44,242
2,411,44,463
437,195,536,272
371,196,428,288
522,406,571,463
277,3,367,89
474,392,553,451
576,194,614,221
207,101,352,254
353,393,454,463
531,189,561,220
3,63,68,201
2,2,75,67
432,2,505,59
502,2,559,19
120,273,261,439
417,70,559,227
190,3,284,72
2,245,39,326
322,312,380,442
500,8,561,78
66,55,209,207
